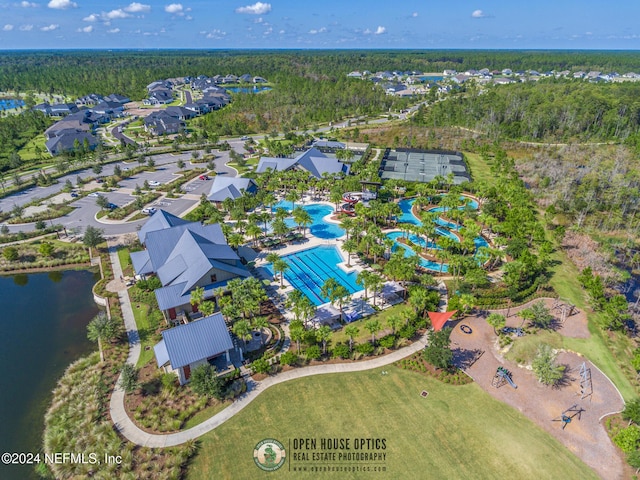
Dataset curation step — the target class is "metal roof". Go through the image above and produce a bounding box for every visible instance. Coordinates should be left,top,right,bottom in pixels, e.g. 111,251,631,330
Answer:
130,250,153,275
207,177,257,202
138,209,190,244
156,312,233,369
154,340,170,367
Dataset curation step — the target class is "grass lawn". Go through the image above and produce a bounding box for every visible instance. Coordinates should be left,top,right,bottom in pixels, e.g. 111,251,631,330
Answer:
463,151,493,184
131,300,156,367
18,135,50,161
187,368,598,480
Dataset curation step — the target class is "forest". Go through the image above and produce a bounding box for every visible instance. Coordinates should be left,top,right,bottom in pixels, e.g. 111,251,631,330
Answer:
412,79,640,144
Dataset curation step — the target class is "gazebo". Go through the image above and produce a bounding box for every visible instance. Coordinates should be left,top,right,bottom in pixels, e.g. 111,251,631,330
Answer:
428,311,458,331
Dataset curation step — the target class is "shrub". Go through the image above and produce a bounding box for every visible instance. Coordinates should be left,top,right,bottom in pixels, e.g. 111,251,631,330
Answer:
378,334,396,349
251,357,271,375
355,342,374,355
120,363,139,393
190,364,225,400
622,398,640,425
397,324,416,339
532,344,565,386
279,351,298,366
332,343,351,359
161,373,177,393
613,425,640,454
305,345,321,360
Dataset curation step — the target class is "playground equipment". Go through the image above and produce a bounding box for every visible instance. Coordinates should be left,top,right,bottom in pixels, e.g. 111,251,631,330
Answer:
491,366,517,389
579,362,593,400
553,298,578,325
552,404,585,430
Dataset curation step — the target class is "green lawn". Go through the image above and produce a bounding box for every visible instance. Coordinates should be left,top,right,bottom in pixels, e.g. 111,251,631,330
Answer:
18,135,50,161
463,151,493,184
187,368,598,480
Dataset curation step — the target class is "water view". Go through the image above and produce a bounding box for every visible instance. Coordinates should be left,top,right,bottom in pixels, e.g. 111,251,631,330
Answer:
0,269,100,480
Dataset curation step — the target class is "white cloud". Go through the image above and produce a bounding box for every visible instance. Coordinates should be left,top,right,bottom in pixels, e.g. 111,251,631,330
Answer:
374,25,386,35
204,28,226,39
47,0,77,9
412,12,418,18
309,26,327,34
40,23,58,31
19,24,33,30
278,29,284,34
78,25,93,32
83,14,98,21
471,10,486,18
124,2,150,13
19,1,38,7
107,27,120,33
104,9,130,20
3,24,14,31
235,2,271,15
164,3,183,14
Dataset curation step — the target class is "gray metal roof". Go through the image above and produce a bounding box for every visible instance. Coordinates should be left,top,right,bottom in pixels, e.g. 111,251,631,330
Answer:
138,209,190,244
207,177,257,202
154,340,170,367
130,250,153,275
256,148,349,179
156,312,233,369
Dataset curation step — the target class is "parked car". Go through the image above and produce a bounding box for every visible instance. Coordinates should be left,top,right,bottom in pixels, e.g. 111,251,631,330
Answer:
142,207,157,215
88,192,101,197
70,192,79,198
240,135,250,141
106,203,118,210
148,180,161,187
199,175,210,181
95,177,104,183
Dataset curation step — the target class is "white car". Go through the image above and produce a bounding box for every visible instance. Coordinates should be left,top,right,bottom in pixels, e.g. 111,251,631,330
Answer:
88,192,101,197
148,180,161,187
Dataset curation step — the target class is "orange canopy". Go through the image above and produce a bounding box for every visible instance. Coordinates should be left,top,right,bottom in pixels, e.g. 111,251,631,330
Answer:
428,311,457,331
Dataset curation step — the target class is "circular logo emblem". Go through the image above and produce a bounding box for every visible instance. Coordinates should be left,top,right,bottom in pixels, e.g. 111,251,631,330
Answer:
253,438,286,472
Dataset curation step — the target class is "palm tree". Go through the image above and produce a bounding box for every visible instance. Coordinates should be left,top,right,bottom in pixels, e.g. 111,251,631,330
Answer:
246,222,263,247
487,313,506,335
343,238,358,266
292,206,312,238
364,319,381,345
232,320,252,350
285,189,300,210
273,258,289,288
387,315,402,335
87,312,117,363
321,277,340,304
190,286,205,312
345,325,359,352
334,285,351,321
252,316,269,346
289,320,305,353
316,325,332,355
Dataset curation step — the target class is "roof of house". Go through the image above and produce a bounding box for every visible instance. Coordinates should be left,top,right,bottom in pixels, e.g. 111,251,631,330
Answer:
313,140,346,149
256,147,349,178
138,209,190,244
207,177,257,202
154,312,233,369
130,250,153,275
45,130,98,155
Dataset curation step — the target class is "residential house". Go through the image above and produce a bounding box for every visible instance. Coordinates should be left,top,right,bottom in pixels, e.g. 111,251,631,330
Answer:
32,103,52,115
238,73,253,83
165,106,198,120
130,210,251,321
45,129,99,155
49,103,79,116
253,76,268,83
256,147,350,179
91,100,125,118
75,93,103,106
144,110,184,135
44,110,107,139
443,69,457,76
143,89,173,105
452,74,471,84
207,177,258,204
154,312,235,384
103,93,131,104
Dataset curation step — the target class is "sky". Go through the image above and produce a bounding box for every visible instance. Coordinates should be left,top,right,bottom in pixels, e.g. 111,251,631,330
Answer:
1,1,640,50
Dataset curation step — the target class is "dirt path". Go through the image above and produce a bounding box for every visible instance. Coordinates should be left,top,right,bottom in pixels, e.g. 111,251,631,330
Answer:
450,309,626,480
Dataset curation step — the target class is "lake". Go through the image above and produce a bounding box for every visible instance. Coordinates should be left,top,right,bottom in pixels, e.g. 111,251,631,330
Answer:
0,269,100,480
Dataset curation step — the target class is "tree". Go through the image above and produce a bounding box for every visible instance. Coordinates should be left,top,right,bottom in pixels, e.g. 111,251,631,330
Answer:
292,206,312,237
82,226,105,253
251,356,271,374
343,238,358,266
521,301,553,329
87,312,117,363
190,364,225,399
190,286,205,310
423,327,453,370
120,363,139,393
272,258,289,288
487,313,506,335
345,325,359,352
39,241,55,258
95,194,109,209
387,315,402,335
316,325,332,355
177,159,186,170
232,319,252,349
199,300,217,317
252,316,269,346
364,319,381,345
92,164,103,175
289,320,305,353
3,246,18,261
532,343,565,386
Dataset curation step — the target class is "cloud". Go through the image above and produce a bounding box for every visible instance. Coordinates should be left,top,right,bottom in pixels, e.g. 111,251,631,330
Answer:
124,2,150,13
19,24,33,30
107,27,120,33
309,26,327,34
104,9,130,20
3,24,14,31
235,2,271,15
374,25,386,35
278,29,284,34
83,13,98,21
204,28,226,39
19,1,38,7
164,3,183,14
412,12,418,18
40,23,58,31
471,10,487,18
47,0,76,9
77,25,93,32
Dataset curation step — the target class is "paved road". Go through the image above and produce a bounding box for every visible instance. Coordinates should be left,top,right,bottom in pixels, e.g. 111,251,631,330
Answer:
111,121,137,146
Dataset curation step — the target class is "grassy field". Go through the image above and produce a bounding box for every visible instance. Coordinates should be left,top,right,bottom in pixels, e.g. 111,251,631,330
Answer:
463,151,493,184
187,368,598,480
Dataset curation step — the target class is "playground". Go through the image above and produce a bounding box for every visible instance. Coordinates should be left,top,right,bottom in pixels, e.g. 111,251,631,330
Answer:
449,298,628,479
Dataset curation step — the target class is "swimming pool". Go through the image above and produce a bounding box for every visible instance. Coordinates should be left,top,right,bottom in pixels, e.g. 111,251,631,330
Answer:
273,201,344,239
264,245,362,305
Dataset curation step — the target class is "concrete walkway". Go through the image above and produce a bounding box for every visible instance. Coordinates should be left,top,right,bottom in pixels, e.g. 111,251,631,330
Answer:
106,236,431,447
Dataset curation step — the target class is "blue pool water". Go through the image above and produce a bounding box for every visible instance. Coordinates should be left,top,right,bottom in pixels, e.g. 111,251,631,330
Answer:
264,245,362,305
391,195,487,272
273,201,344,239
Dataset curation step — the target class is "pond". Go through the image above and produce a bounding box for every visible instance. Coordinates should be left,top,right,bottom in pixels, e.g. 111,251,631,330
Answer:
0,269,100,480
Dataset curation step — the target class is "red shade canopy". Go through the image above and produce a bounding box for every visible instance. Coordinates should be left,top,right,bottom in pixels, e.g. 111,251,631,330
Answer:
428,311,457,331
